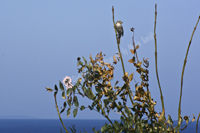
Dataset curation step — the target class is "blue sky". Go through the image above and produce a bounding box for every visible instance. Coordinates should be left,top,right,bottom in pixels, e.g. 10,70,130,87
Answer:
0,1,200,120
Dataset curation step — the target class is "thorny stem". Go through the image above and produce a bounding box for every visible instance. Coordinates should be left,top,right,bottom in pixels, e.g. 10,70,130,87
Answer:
178,15,200,128
112,6,134,106
154,4,165,111
54,92,69,133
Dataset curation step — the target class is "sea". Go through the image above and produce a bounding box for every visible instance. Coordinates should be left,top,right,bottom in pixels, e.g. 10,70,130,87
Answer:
0,119,198,133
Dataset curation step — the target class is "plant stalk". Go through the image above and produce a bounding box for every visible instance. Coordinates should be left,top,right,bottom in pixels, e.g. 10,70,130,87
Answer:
178,15,200,126
112,6,134,106
154,4,165,110
54,92,69,133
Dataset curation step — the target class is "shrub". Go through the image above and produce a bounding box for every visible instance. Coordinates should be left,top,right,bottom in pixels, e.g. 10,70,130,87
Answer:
46,5,200,133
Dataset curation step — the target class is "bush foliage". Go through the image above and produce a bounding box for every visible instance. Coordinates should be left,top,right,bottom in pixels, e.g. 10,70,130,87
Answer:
46,5,200,133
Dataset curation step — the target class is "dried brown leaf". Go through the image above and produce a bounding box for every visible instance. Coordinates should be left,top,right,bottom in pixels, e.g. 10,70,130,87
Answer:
130,49,134,54
128,57,135,63
136,45,139,49
113,55,117,63
192,114,195,122
128,73,134,82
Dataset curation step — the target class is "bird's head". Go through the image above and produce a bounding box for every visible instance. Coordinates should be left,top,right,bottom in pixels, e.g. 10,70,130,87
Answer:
116,20,123,25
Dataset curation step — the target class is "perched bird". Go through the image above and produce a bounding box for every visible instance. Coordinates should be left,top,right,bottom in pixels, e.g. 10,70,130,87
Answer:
116,20,124,39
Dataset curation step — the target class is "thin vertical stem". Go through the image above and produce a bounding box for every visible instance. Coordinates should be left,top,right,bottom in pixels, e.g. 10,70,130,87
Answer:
178,15,200,126
54,92,69,133
117,43,126,75
154,4,165,110
112,6,134,106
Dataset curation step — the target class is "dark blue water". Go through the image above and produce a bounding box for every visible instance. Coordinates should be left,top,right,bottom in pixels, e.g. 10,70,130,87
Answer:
0,119,198,133
0,119,106,133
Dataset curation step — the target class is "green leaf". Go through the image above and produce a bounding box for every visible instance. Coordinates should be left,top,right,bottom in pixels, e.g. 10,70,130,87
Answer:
86,88,94,100
101,123,109,132
174,125,181,132
126,115,134,125
45,87,53,92
82,86,86,93
82,56,87,64
125,106,131,116
120,116,125,123
107,90,114,95
74,96,79,107
60,108,65,114
117,102,122,112
133,102,138,107
67,108,71,117
66,88,73,96
54,85,58,91
69,124,76,133
92,101,97,107
114,120,120,130
59,81,64,91
67,97,72,107
96,104,100,112
78,61,83,66
88,105,93,110
63,101,67,108
80,106,85,111
103,99,112,106
62,91,66,99
73,108,78,117
92,127,100,133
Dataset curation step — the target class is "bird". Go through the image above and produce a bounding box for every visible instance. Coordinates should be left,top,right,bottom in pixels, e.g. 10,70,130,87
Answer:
115,20,124,39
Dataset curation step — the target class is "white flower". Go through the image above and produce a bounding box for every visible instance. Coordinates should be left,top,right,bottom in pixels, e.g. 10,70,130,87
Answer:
63,76,73,89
